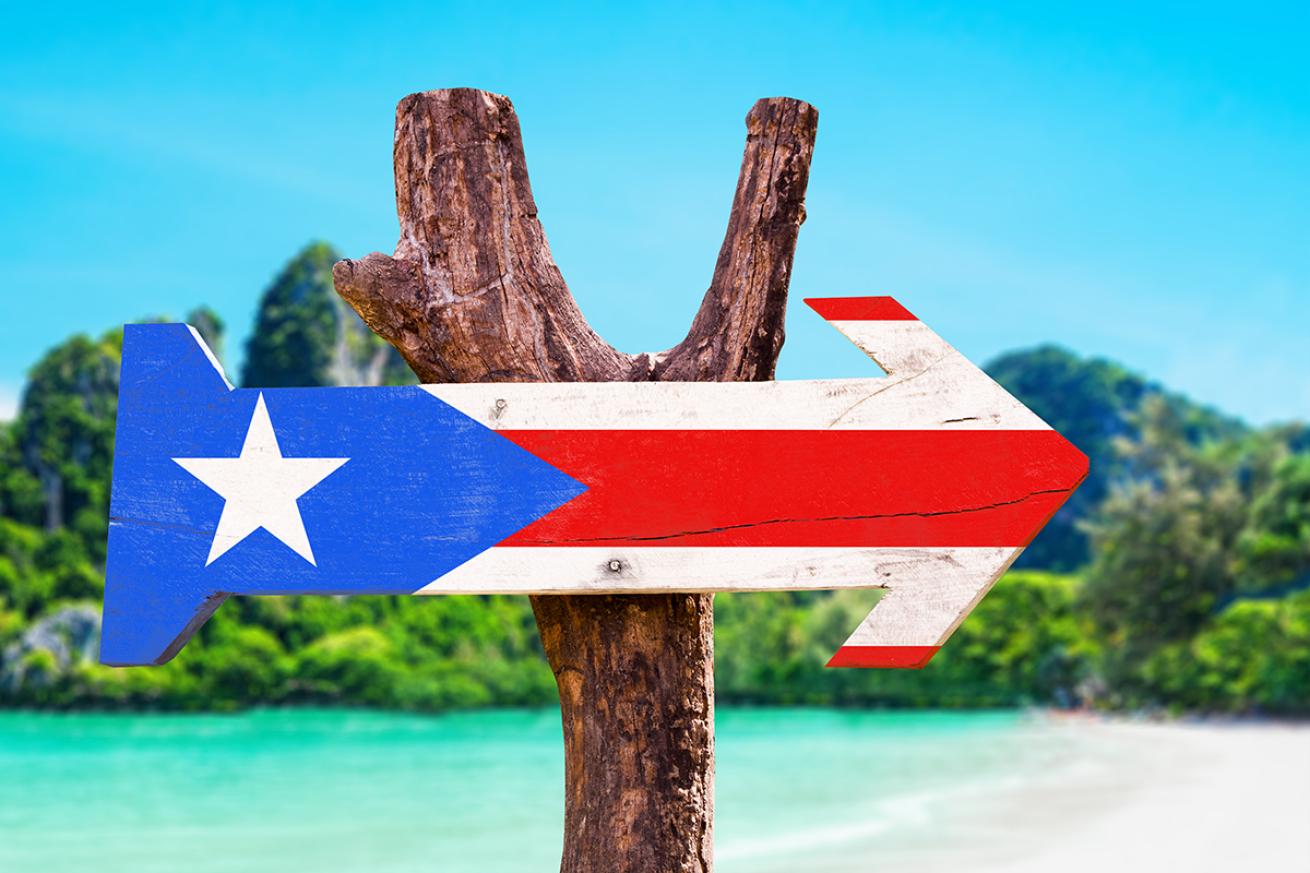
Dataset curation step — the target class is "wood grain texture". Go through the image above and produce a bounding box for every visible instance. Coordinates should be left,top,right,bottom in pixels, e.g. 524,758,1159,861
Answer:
422,547,1020,649
422,314,1050,430
335,88,817,873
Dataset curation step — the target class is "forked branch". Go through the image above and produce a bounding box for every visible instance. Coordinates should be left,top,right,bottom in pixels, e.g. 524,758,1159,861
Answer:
334,87,817,873
334,88,816,385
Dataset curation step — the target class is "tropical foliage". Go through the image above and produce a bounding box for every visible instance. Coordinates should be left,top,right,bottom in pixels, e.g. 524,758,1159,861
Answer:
242,242,413,389
1,242,1307,714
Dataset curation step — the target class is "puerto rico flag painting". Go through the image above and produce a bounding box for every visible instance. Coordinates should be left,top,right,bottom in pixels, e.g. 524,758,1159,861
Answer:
102,297,1087,668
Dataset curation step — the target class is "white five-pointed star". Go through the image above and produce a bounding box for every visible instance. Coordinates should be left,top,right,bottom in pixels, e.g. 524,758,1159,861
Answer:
173,394,348,566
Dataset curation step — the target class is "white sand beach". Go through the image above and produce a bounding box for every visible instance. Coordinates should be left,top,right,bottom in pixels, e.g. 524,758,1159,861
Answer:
862,717,1310,873
4,710,1304,873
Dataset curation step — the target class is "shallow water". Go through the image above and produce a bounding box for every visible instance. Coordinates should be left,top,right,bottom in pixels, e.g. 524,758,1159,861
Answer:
0,708,1092,872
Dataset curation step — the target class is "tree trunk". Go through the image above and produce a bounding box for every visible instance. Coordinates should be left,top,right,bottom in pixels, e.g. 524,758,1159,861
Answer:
335,88,817,873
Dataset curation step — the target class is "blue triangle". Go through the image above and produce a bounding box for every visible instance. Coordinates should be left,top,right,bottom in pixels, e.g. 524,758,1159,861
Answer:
102,324,585,665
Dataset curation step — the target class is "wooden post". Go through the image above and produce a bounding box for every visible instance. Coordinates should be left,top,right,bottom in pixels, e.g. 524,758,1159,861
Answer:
334,88,817,873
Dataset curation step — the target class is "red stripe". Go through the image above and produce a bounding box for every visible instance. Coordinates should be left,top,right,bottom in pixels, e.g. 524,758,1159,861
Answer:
827,645,941,669
804,297,917,321
500,430,1087,548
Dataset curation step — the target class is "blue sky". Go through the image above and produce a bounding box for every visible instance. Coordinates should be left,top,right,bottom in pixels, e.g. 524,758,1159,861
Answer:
2,2,1306,423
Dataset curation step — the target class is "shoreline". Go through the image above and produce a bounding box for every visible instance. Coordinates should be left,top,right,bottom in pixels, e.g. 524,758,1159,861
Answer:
831,714,1310,873
1,708,1305,872
2,700,1308,721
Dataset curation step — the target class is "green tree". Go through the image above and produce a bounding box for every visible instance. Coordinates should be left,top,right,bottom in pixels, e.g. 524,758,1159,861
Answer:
0,518,51,616
185,306,226,364
295,626,403,705
198,624,290,709
1140,590,1310,715
1076,397,1284,699
242,242,412,388
987,346,1243,570
1234,452,1310,595
5,330,121,548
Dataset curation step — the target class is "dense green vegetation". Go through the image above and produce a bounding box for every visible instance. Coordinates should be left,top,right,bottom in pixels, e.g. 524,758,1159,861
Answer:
1,242,1307,714
242,242,413,389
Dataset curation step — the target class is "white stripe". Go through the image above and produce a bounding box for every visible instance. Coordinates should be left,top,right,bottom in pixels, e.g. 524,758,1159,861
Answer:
423,321,1047,431
417,546,1019,647
837,547,1022,648
186,324,234,390
416,311,1045,651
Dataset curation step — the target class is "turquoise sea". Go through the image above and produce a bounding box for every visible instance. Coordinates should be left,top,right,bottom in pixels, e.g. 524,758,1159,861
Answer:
0,708,1097,872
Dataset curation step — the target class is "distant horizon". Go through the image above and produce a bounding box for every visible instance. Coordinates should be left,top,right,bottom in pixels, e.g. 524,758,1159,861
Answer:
3,3,1307,424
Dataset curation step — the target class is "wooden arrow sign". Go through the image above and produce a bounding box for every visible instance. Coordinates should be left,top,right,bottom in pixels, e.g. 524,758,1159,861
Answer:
102,296,1087,668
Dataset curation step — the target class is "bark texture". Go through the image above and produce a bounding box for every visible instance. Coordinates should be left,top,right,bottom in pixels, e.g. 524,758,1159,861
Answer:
335,87,817,873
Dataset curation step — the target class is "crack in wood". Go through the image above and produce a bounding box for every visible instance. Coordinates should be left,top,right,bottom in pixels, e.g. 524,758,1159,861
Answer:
532,487,1076,545
825,354,948,427
108,516,214,538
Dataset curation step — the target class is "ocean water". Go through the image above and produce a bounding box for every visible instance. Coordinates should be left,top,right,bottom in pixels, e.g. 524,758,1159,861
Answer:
0,708,1095,872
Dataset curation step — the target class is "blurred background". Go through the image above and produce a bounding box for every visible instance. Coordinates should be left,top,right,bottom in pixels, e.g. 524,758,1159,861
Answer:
1,2,1307,871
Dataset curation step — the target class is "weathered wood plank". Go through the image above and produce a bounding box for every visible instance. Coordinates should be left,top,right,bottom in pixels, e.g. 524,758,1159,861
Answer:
103,293,1087,670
